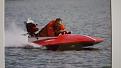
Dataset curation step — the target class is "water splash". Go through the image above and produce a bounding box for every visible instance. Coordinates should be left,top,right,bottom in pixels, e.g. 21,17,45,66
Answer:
5,22,43,48
5,22,28,47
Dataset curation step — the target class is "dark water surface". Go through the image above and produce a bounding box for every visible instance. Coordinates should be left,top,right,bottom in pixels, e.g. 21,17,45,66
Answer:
5,0,111,68
5,47,111,68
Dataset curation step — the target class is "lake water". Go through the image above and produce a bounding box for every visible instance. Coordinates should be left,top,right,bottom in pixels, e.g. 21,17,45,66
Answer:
5,0,111,68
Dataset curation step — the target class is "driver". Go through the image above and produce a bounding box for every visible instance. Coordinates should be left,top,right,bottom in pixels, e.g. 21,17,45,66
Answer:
25,18,39,37
38,18,71,37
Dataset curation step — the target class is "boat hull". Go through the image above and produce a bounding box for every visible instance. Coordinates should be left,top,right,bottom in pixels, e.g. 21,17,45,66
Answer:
31,34,104,47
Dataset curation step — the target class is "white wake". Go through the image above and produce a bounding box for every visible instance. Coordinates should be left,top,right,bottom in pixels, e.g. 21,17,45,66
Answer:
5,22,43,48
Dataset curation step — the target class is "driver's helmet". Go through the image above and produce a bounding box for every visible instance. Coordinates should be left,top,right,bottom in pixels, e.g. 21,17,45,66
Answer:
26,17,38,33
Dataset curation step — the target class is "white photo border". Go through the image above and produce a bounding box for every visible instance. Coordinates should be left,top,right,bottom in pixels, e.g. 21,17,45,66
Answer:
111,0,121,68
0,0,5,68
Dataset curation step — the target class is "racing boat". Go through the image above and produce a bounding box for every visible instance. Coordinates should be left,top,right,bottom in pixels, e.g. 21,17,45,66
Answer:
27,34,104,50
24,18,104,50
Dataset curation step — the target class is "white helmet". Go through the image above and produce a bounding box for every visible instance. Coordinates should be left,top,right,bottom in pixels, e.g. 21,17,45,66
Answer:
26,17,34,23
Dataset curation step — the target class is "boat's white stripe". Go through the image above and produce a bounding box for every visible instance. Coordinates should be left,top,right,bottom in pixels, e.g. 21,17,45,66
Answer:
83,35,96,41
28,37,57,42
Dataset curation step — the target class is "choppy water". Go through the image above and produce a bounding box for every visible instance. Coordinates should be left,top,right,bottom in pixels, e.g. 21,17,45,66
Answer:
5,0,111,68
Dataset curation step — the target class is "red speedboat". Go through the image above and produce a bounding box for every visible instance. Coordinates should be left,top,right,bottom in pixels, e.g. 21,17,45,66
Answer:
24,18,104,50
27,34,104,50
33,34,103,46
